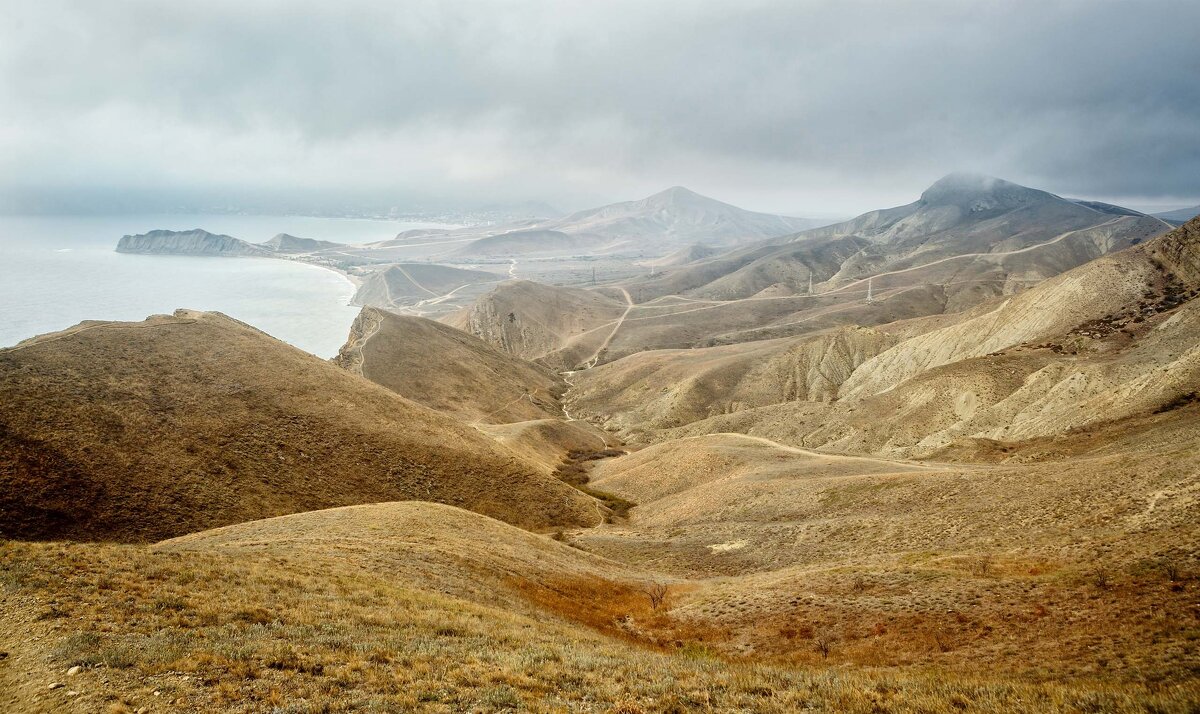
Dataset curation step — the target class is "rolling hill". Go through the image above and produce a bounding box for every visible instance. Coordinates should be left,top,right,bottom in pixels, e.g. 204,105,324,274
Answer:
445,280,630,369
335,307,566,424
158,501,645,610
567,326,897,436
573,218,1200,457
641,242,720,268
10,499,1186,713
351,263,502,309
0,310,602,541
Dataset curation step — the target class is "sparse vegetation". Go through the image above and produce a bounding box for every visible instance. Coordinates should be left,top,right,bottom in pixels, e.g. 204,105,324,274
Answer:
643,582,669,610
552,447,636,522
815,636,833,660
12,538,1193,714
971,554,994,577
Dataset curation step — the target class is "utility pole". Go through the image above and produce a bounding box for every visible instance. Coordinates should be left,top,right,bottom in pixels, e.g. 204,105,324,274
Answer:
866,277,874,305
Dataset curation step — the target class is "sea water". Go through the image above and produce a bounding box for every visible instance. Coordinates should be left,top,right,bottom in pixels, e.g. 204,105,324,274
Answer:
0,214,451,357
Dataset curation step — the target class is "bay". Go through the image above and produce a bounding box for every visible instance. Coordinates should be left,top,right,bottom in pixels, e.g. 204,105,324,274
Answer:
0,214,452,357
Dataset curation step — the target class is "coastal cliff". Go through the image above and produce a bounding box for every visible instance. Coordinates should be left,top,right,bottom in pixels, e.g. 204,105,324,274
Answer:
116,229,273,257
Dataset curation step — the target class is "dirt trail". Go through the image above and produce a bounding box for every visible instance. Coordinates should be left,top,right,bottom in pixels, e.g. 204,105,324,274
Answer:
699,432,942,471
470,390,544,426
406,279,504,314
394,264,439,297
581,288,634,369
0,597,57,713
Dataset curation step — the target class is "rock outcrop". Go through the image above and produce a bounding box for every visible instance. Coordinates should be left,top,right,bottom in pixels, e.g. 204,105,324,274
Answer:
116,229,272,257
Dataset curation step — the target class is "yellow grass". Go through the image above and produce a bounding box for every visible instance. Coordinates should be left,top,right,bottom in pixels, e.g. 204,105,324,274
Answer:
3,539,1197,713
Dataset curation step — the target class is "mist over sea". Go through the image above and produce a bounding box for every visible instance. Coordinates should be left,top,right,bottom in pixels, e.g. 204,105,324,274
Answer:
0,214,449,357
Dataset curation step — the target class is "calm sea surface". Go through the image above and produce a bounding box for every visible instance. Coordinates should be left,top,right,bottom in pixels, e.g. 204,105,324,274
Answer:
0,214,451,357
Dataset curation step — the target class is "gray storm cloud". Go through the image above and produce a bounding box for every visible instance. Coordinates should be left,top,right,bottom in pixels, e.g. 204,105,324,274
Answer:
1,0,1197,214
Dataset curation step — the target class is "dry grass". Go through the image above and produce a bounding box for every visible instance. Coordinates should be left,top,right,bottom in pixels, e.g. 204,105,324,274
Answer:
0,311,600,541
4,539,1197,714
337,307,567,425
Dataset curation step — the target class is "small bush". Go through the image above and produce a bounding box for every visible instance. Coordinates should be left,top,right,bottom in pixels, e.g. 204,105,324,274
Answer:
53,632,103,666
479,684,521,709
643,582,669,610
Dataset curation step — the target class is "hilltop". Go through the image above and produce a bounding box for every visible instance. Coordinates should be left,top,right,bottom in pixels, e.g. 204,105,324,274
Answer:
261,232,343,252
0,310,602,541
335,307,566,424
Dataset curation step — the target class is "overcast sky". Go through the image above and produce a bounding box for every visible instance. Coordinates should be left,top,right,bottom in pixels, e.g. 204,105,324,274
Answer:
1,0,1198,216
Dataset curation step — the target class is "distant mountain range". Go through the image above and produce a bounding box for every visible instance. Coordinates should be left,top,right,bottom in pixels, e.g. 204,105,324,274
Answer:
1155,204,1200,225
456,173,1173,366
540,186,820,247
448,186,824,257
622,173,1171,303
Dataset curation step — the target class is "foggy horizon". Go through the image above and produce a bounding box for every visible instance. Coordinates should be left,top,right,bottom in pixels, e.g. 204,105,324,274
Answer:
2,0,1198,218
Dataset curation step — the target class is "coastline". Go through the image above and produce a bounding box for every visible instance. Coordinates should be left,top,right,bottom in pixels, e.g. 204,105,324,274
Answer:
113,247,366,302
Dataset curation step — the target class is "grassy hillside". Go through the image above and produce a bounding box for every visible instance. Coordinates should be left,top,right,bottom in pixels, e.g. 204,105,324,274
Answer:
336,308,566,424
353,264,500,309
446,280,628,369
3,506,1196,713
0,310,601,541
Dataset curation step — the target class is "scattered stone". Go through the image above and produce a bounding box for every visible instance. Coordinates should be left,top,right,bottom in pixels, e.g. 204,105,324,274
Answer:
66,665,82,676
48,682,64,690
67,690,80,697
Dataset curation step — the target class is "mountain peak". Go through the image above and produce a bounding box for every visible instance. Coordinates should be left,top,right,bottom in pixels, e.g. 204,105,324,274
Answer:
645,185,705,205
920,173,1054,210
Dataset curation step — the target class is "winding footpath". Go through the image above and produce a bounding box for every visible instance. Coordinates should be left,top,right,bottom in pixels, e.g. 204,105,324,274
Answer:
581,288,634,369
